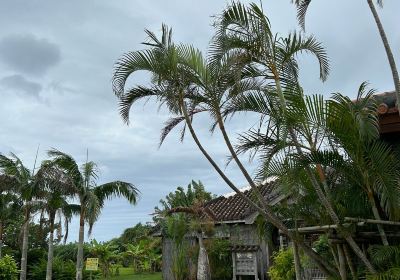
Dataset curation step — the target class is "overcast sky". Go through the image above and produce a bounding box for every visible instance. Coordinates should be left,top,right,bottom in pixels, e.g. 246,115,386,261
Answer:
0,0,399,242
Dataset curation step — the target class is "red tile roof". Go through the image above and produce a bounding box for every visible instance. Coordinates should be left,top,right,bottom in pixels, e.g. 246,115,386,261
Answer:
203,183,279,222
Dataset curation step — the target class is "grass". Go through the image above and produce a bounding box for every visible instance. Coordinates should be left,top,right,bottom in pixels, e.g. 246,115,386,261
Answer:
108,267,161,280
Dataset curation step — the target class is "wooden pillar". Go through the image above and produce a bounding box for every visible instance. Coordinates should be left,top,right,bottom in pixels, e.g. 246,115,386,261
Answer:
232,252,236,280
254,252,258,280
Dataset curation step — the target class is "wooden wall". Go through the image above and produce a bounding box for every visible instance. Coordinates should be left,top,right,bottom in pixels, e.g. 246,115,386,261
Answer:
161,223,271,280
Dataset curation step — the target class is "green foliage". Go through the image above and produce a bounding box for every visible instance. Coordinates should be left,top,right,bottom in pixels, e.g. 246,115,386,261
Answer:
205,238,232,280
29,258,75,280
268,249,296,280
155,180,214,218
0,255,18,280
313,235,331,261
120,223,152,244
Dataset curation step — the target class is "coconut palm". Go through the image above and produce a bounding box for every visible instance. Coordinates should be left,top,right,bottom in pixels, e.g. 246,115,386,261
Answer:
111,18,338,277
36,163,80,280
292,0,400,114
0,153,47,280
46,149,140,280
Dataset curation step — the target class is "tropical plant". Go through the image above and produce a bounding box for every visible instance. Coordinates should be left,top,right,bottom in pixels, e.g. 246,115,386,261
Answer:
0,153,47,280
0,193,21,258
111,6,338,277
36,163,80,280
0,255,18,280
268,248,296,280
47,149,140,280
88,239,119,279
29,257,76,280
292,0,400,114
367,245,400,279
204,238,232,280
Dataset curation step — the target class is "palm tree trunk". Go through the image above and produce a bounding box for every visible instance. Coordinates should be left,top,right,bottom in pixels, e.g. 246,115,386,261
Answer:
179,99,339,278
337,244,347,280
0,221,3,259
76,211,85,280
367,190,389,246
293,242,303,280
343,244,357,280
273,76,376,273
367,0,400,113
19,211,29,280
196,233,210,280
46,213,55,280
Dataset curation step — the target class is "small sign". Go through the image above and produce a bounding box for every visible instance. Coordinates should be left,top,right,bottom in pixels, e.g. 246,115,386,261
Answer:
86,258,99,271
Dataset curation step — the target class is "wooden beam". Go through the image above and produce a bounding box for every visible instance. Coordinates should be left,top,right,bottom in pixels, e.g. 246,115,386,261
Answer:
344,217,400,226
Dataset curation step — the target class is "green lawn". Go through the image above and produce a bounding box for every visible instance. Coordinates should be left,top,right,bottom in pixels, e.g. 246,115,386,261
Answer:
108,267,161,280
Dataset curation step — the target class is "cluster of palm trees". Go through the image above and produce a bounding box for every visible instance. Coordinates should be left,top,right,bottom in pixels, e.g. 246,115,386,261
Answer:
111,1,399,279
0,149,139,280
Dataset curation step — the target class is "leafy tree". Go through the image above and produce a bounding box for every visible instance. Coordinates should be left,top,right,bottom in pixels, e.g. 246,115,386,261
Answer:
0,193,21,258
0,255,18,280
47,149,140,280
119,223,152,245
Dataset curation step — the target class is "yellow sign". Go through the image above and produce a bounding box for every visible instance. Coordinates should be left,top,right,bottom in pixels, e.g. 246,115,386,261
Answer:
86,258,99,271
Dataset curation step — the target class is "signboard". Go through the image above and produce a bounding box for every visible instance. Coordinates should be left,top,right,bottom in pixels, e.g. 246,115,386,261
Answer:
86,258,99,271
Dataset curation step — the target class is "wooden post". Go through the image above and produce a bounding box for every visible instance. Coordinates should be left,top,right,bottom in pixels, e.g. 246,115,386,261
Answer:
232,252,236,280
254,252,258,280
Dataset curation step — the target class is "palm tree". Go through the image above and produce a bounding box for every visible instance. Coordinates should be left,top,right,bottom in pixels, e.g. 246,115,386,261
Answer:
293,0,400,114
326,84,400,246
47,149,140,280
0,192,21,258
210,2,378,273
0,153,46,280
36,163,80,280
112,20,338,277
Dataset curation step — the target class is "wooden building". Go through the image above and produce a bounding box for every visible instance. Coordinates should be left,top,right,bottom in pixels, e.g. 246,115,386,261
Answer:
158,183,284,280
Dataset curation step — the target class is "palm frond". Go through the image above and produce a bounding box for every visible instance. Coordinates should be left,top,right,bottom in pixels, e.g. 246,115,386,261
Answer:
94,181,140,206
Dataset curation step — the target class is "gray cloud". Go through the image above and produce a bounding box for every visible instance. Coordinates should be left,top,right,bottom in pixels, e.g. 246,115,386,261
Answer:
0,34,61,76
0,74,42,98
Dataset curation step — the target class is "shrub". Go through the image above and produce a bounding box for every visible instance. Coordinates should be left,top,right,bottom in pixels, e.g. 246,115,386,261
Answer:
205,238,232,280
268,248,295,280
29,257,75,280
0,255,18,280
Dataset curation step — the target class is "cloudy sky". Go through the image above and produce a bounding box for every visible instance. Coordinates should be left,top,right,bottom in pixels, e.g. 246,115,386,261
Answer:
0,0,399,241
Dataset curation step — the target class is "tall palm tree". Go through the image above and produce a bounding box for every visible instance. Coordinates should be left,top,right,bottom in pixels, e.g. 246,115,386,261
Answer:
112,20,338,277
209,2,377,273
293,0,400,114
0,153,46,280
36,163,80,280
47,149,140,280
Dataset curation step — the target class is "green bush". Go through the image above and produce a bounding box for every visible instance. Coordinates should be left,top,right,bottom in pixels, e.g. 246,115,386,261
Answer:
0,255,18,280
268,248,295,280
29,257,75,280
205,238,232,280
